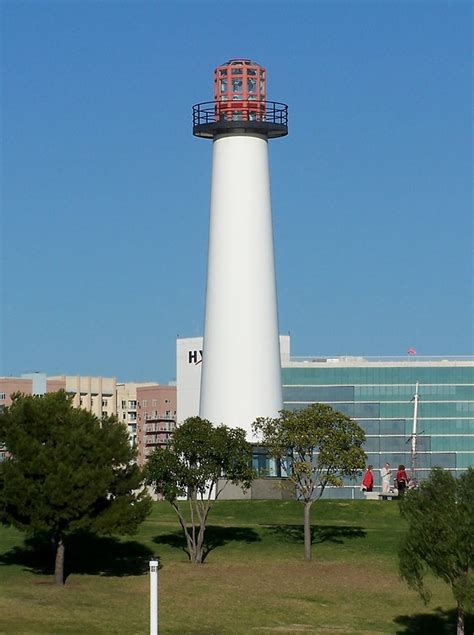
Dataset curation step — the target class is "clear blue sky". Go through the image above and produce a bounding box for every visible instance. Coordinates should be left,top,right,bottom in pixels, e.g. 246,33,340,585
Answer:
1,1,473,383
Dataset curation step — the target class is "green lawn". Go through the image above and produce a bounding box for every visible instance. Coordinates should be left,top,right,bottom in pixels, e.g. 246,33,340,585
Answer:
0,500,470,634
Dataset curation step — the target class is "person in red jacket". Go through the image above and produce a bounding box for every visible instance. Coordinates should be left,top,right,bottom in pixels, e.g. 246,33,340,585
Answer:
396,465,409,494
361,465,374,492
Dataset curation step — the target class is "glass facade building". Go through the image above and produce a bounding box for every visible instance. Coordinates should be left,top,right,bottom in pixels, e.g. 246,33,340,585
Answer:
282,357,474,498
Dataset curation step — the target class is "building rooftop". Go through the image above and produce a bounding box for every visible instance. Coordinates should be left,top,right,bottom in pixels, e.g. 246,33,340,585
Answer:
286,356,474,367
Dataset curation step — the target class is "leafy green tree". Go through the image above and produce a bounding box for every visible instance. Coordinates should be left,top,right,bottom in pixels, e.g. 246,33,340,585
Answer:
253,404,366,561
145,416,254,564
0,391,151,585
399,467,474,635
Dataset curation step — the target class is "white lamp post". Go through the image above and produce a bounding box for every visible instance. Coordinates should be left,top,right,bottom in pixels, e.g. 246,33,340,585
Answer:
149,559,159,635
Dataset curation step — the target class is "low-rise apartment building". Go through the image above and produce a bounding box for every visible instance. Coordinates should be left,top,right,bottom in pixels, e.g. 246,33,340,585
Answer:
0,374,177,464
136,384,177,466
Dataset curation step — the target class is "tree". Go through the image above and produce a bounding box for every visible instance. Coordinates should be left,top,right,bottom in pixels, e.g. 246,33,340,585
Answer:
0,391,152,585
253,403,366,561
399,467,474,635
145,416,255,564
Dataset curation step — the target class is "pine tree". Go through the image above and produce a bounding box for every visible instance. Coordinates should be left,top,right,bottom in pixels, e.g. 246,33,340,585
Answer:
0,391,151,585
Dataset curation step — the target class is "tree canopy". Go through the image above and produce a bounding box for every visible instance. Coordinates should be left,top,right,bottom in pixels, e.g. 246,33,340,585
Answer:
399,467,474,635
0,391,151,585
253,403,366,560
145,416,254,564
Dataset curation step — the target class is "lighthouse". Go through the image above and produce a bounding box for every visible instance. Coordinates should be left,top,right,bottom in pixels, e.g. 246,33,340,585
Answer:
193,59,288,438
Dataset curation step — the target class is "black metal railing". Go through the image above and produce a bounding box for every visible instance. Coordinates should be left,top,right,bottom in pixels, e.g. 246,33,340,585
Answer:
192,100,288,127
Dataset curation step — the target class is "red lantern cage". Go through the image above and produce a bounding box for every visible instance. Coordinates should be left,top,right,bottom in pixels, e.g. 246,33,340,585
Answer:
214,59,266,122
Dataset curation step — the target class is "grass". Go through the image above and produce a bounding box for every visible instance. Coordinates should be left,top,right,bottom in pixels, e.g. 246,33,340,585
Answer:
0,499,471,634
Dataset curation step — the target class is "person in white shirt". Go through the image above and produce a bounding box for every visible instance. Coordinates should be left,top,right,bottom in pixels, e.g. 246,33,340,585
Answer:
380,462,391,494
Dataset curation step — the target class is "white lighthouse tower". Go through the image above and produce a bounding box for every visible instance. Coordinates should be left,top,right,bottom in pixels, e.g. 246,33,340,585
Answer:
193,59,288,438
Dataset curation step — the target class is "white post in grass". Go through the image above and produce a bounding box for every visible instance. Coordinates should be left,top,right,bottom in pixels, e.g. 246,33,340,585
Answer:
150,560,159,635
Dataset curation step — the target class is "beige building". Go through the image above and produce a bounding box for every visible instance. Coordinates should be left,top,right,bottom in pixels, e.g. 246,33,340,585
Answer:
47,375,118,419
116,382,156,448
0,374,177,463
0,378,34,407
1,374,117,419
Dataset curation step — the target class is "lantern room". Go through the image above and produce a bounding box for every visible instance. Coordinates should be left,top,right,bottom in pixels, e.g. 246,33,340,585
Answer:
192,59,288,139
214,59,266,122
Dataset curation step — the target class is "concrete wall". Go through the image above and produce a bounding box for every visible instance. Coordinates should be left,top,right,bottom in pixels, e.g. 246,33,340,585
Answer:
251,478,295,500
217,478,295,500
217,480,252,500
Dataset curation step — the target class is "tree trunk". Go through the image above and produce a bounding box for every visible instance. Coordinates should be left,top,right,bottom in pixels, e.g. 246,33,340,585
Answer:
172,500,197,563
54,537,65,586
185,531,197,563
303,501,312,561
456,603,464,635
195,523,206,564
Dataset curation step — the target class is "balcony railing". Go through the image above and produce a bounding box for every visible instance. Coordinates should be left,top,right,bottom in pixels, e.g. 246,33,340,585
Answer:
193,100,288,139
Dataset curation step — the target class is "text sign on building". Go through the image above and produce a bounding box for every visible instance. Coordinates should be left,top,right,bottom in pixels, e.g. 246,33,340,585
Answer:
188,350,203,365
177,337,203,423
